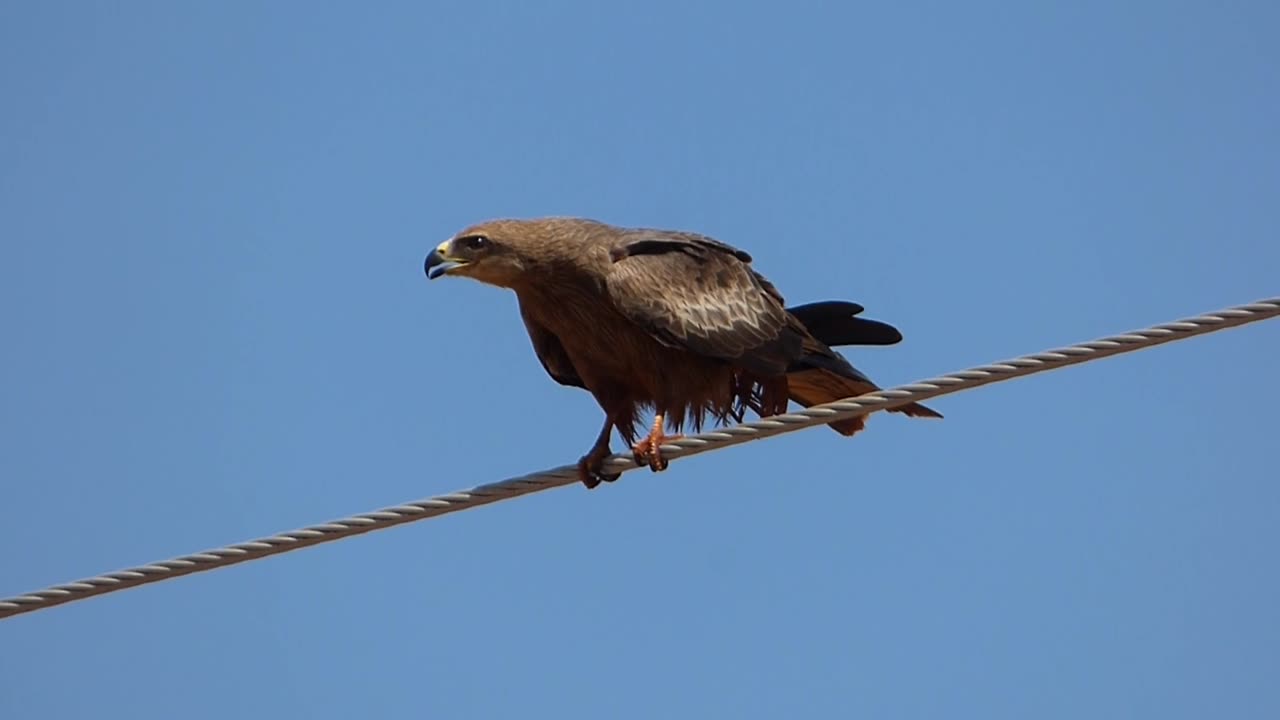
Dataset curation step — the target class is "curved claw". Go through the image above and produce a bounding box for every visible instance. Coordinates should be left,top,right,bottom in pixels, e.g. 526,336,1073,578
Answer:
577,451,620,489
631,414,682,473
631,441,674,472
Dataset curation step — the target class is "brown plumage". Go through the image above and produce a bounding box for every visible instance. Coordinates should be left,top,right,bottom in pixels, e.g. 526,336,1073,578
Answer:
425,218,941,488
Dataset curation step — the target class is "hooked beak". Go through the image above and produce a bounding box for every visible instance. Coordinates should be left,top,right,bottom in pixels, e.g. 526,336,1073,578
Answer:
425,240,467,280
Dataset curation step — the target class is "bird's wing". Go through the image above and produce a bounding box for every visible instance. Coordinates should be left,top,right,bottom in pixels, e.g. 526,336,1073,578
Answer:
518,298,584,389
604,233,803,376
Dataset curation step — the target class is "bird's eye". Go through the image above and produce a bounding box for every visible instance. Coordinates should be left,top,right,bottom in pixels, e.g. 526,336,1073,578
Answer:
461,235,489,251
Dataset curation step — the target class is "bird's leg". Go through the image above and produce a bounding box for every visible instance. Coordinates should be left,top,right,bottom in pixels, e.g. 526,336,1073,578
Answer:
631,413,684,472
577,416,620,489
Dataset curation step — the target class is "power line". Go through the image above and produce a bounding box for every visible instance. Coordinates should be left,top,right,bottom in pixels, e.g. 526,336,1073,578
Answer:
1,296,1276,621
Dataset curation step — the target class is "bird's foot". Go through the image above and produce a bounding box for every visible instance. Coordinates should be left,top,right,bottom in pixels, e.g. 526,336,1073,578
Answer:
577,450,620,489
631,417,683,473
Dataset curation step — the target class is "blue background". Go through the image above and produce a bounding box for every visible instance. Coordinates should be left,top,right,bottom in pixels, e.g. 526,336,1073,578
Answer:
2,2,1277,717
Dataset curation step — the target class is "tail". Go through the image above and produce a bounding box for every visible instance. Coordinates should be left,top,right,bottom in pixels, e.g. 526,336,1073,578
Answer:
786,301,904,347
781,300,941,435
788,366,942,435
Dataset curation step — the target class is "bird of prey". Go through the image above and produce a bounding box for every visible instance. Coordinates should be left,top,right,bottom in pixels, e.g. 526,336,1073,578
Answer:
425,218,941,487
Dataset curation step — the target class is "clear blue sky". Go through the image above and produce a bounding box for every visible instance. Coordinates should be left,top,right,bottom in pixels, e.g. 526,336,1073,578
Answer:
2,2,1277,717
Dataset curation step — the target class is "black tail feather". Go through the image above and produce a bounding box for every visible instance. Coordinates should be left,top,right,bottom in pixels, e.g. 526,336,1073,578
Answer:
786,301,904,347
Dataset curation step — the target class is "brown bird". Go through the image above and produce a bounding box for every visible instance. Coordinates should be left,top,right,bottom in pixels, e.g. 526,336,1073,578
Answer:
425,218,941,487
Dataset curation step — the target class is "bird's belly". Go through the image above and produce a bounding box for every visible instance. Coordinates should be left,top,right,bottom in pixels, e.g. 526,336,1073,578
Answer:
561,321,734,417
526,294,739,432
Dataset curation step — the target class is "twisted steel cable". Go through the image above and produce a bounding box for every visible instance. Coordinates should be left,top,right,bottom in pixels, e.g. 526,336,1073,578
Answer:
2,296,1276,621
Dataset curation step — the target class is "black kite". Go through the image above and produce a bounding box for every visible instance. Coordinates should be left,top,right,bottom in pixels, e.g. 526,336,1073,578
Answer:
425,218,940,487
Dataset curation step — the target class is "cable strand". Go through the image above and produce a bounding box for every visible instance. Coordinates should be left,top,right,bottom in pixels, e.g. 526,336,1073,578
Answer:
2,296,1276,621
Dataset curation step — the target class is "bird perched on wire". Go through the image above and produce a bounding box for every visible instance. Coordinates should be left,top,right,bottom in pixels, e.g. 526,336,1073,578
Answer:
425,218,941,487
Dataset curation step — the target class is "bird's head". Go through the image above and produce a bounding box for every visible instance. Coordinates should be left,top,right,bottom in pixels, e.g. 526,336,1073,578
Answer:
425,218,606,288
424,221,533,288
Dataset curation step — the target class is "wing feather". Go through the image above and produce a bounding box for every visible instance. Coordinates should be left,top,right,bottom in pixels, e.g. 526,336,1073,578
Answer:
605,233,802,376
518,298,584,388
